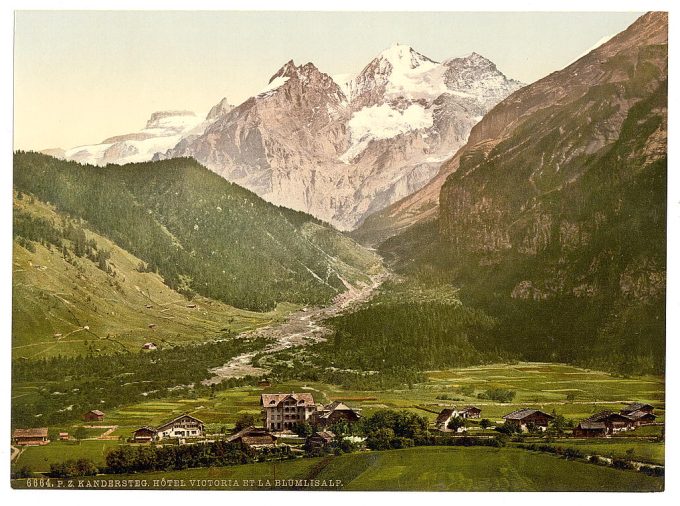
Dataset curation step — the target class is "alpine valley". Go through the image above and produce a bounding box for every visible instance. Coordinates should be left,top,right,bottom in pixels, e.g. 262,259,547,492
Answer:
12,11,667,492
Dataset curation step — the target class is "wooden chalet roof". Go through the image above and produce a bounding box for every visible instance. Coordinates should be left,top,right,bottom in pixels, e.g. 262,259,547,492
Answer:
261,393,315,407
227,426,275,443
156,413,204,431
87,409,105,416
626,410,657,421
502,408,554,421
241,435,276,446
576,421,607,430
436,408,456,425
134,426,158,434
462,406,481,412
312,431,335,442
13,427,48,438
621,403,654,414
586,410,632,423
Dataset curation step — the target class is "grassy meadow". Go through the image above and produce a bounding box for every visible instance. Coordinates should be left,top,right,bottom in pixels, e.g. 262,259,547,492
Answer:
11,447,664,491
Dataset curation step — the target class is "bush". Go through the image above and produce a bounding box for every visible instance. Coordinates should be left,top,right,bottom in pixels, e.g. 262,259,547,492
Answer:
612,458,635,470
49,458,98,478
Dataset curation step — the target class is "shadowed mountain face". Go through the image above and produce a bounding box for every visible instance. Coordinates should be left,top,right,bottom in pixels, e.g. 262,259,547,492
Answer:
159,45,522,230
380,12,667,373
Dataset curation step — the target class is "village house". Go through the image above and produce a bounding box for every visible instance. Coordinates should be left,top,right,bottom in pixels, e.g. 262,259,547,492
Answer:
133,426,158,443
436,408,461,432
83,409,105,422
156,414,205,440
227,426,278,449
306,431,335,450
572,421,608,438
620,403,657,426
584,411,634,434
142,342,157,351
460,406,482,419
502,409,554,432
59,432,70,441
261,393,317,431
312,401,361,428
13,427,49,446
620,402,654,415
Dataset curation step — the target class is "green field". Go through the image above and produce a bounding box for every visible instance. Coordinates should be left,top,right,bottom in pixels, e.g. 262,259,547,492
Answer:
11,447,663,491
533,439,665,465
13,440,123,472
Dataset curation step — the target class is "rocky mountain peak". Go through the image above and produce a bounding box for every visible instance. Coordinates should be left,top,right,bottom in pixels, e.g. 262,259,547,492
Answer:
206,97,233,120
145,110,196,129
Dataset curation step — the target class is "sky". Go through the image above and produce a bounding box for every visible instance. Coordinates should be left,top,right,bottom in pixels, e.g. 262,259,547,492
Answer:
14,10,643,151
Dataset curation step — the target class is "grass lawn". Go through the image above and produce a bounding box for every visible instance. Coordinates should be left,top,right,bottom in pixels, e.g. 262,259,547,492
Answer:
533,439,665,465
11,447,663,491
13,440,123,472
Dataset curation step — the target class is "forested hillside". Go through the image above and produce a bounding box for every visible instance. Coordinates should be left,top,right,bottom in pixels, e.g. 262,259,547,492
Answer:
13,152,381,312
379,13,667,374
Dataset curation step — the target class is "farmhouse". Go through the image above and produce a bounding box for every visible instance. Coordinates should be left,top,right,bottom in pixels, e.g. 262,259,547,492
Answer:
261,393,317,431
585,411,634,433
502,409,554,431
436,408,460,432
620,403,654,415
83,409,105,422
460,406,482,419
227,426,278,448
306,431,335,450
133,426,158,443
625,410,657,427
313,401,361,427
572,421,608,438
13,427,49,446
59,432,70,441
156,414,204,440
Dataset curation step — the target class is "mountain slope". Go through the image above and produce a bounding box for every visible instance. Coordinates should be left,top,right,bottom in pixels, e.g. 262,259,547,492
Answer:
161,46,522,229
380,12,667,373
14,152,382,312
13,192,297,359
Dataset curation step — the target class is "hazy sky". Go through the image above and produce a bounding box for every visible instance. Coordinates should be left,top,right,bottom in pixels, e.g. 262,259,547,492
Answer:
14,10,642,151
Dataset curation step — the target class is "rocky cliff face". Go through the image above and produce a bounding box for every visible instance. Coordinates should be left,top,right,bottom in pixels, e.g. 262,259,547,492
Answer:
161,45,522,230
383,12,667,372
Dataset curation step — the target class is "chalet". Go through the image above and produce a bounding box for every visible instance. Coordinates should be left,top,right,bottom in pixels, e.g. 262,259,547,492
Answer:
460,406,481,419
572,421,607,438
261,393,317,431
585,411,634,433
436,408,460,432
227,426,277,448
59,432,70,441
502,409,554,432
621,403,654,415
306,431,335,450
625,410,657,427
13,427,49,446
142,342,157,351
83,409,105,422
133,426,158,443
312,401,361,427
156,414,204,440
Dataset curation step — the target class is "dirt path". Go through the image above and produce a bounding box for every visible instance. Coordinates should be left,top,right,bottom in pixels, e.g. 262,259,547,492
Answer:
10,445,22,463
202,271,389,385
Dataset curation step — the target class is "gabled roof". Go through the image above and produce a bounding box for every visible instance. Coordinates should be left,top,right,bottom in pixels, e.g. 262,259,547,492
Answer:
626,410,657,421
318,401,361,419
227,426,275,443
134,425,158,434
13,427,48,438
87,409,105,416
502,409,554,421
241,435,277,446
576,421,607,430
621,402,654,413
157,413,204,431
261,393,315,407
312,431,335,442
586,411,632,423
462,406,481,412
436,408,456,425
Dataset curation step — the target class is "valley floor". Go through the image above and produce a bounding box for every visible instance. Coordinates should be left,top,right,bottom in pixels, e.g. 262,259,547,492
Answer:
11,446,663,492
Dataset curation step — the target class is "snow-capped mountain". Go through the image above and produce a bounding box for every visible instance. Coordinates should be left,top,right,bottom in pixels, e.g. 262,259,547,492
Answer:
46,44,522,230
161,44,523,230
52,104,233,166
